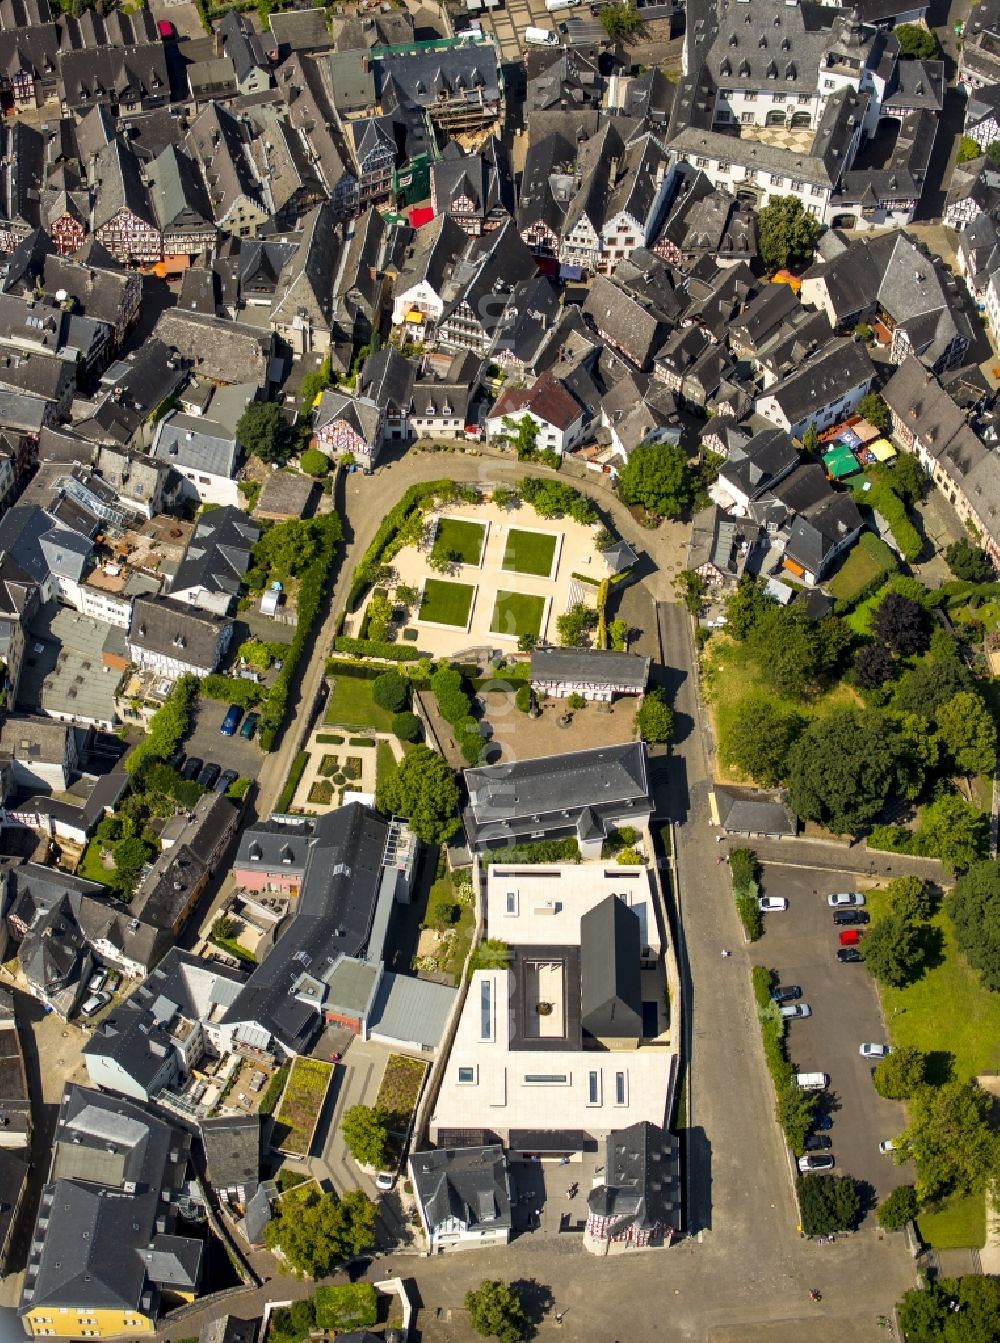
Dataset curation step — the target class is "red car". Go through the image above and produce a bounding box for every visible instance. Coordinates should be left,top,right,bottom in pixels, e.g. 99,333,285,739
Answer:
838,928,862,946
157,19,175,38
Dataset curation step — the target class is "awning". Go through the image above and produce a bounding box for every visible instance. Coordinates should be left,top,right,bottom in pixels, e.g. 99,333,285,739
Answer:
869,438,897,462
822,443,860,479
404,310,424,324
783,558,806,578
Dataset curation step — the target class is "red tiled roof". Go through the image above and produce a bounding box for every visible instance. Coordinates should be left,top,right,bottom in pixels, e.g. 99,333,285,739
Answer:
492,373,580,432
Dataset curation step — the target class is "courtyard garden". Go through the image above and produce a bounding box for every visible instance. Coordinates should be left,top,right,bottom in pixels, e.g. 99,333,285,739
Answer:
431,517,487,567
419,578,475,627
501,528,557,578
325,675,397,732
490,589,546,640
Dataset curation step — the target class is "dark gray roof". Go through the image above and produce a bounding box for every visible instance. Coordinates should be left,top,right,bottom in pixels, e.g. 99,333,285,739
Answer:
721,427,798,502
236,818,314,872
378,42,500,113
531,647,650,691
587,1121,681,1234
580,895,643,1041
170,505,259,601
200,1114,262,1197
128,596,231,674
152,414,239,481
410,1145,511,1235
784,490,864,576
715,785,797,837
762,339,874,426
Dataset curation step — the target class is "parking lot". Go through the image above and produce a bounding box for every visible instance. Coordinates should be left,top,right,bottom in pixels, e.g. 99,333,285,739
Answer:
182,698,265,785
750,864,914,1212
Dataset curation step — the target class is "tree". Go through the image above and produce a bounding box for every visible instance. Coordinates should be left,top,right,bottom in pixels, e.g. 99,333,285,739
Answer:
673,569,708,616
299,447,329,477
593,525,615,551
945,536,994,583
785,707,907,833
515,683,533,713
895,22,940,59
725,576,772,640
112,836,152,883
776,1084,817,1158
517,632,537,653
723,696,802,786
755,195,821,272
252,517,331,580
873,1046,928,1100
860,911,929,987
567,692,586,710
885,875,934,923
915,793,988,872
598,1,642,41
855,323,873,342
375,744,460,844
876,1185,918,1231
893,656,973,717
372,669,409,713
492,485,518,510
617,441,693,518
340,1105,391,1169
888,453,927,507
392,711,422,742
747,607,826,695
936,691,998,777
802,422,818,455
854,642,896,690
872,591,928,655
365,594,394,642
608,618,628,651
464,1280,530,1343
237,401,294,465
957,134,983,163
795,1173,861,1236
857,392,891,433
556,602,597,647
501,414,538,460
947,861,1000,991
899,1276,1000,1343
897,1079,998,1203
634,688,673,744
263,1186,376,1278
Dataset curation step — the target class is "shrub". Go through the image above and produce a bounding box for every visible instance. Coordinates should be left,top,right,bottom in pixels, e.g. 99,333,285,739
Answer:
877,1185,918,1231
796,1173,861,1236
729,848,758,889
276,752,309,812
392,711,422,742
202,675,263,708
515,683,532,713
300,447,329,477
736,893,763,941
333,637,423,661
125,675,198,776
372,669,409,712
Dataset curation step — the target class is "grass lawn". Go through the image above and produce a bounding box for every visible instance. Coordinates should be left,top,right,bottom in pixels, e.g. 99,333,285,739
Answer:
431,517,486,567
315,1284,377,1332
490,590,545,639
420,578,474,626
76,838,116,889
274,1057,334,1157
844,584,891,637
827,533,897,604
325,674,397,732
917,1191,987,1250
502,528,557,577
702,636,862,784
421,871,474,984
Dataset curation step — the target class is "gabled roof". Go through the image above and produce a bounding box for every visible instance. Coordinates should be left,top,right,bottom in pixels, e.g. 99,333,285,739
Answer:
128,595,231,671
587,1121,682,1234
170,504,259,600
146,144,214,235
270,202,339,332
410,1145,511,1235
491,371,582,432
580,894,642,1040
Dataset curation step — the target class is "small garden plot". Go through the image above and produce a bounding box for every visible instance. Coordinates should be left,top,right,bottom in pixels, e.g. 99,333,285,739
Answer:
490,590,545,639
325,675,397,732
431,516,486,567
307,780,336,805
314,1284,378,1333
343,756,363,781
420,578,475,627
273,1057,334,1157
502,528,557,578
319,754,340,776
827,533,897,605
375,1055,428,1163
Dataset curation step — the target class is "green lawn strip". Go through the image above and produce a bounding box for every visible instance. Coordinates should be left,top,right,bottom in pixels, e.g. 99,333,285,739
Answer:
916,1191,987,1250
324,675,397,731
210,935,257,966
827,533,897,604
431,517,486,566
844,585,892,637
276,751,309,812
77,838,116,889
274,1057,335,1157
502,528,557,577
420,578,474,626
376,739,398,796
490,590,545,639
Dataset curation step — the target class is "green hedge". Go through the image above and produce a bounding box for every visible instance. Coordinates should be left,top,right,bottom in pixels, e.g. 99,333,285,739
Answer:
346,480,454,612
865,484,922,563
125,676,198,776
430,667,481,764
730,848,761,941
482,838,581,864
333,637,424,661
201,675,263,708
275,752,309,813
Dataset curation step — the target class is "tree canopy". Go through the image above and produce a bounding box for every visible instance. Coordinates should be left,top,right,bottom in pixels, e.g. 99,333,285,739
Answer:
893,655,973,716
872,591,928,655
263,1186,376,1278
755,195,821,272
340,1105,391,1169
915,793,988,873
616,441,693,518
895,22,941,59
795,1173,861,1236
935,691,997,777
375,743,460,844
785,707,907,833
464,1280,530,1343
237,401,295,464
857,392,891,433
885,875,934,923
854,642,896,690
299,447,329,477
945,537,995,583
372,669,410,713
872,1045,928,1100
598,1,642,41
860,911,930,987
634,688,674,744
877,1185,918,1232
723,696,803,787
898,1079,999,1204
947,861,1000,992
898,1275,1000,1343
725,576,774,640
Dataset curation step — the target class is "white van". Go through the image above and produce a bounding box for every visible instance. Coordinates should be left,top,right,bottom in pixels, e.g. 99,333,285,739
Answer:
795,1072,828,1091
525,25,558,43
545,0,578,11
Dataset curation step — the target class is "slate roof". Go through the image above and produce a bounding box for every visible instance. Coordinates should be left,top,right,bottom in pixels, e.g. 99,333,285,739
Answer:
153,310,273,387
151,413,239,481
270,202,339,334
580,895,643,1041
128,595,231,673
410,1145,511,1236
784,489,864,576
715,785,797,837
254,469,315,519
235,818,314,872
687,504,763,580
170,505,259,603
531,647,650,691
720,427,798,502
378,42,500,114
147,144,215,237
587,1121,682,1235
200,1114,262,1198
759,339,874,427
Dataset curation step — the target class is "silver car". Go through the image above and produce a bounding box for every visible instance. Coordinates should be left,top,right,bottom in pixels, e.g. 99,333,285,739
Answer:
780,1003,812,1019
828,891,865,908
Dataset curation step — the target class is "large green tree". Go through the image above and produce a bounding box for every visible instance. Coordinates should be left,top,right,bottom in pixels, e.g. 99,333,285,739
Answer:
634,688,673,744
746,607,824,695
860,912,929,987
945,536,995,583
898,1275,1000,1343
617,441,693,518
795,1173,861,1236
755,195,821,271
375,743,460,844
947,861,1000,992
340,1105,391,1169
724,696,803,786
893,656,973,717
598,1,642,41
915,793,988,872
884,875,934,923
872,1045,928,1100
785,707,906,833
464,1280,530,1343
237,400,295,464
872,591,928,655
935,691,998,778
877,1186,918,1232
724,576,773,640
895,22,940,59
898,1079,999,1204
263,1186,376,1278
857,392,890,433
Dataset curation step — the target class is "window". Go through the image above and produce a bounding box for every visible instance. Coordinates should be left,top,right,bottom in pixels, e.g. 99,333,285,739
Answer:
458,1066,476,1084
696,156,708,168
614,1071,627,1106
807,204,820,216
480,980,493,1040
719,161,730,172
744,91,757,101
587,1070,601,1104
741,111,754,124
792,179,804,191
524,1074,570,1085
810,184,823,196
505,891,517,915
824,78,834,89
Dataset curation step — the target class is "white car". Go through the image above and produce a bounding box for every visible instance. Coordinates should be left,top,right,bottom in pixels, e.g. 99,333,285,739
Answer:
759,896,789,912
828,891,865,908
375,1172,396,1192
860,1043,892,1059
780,1003,812,1019
879,1140,897,1155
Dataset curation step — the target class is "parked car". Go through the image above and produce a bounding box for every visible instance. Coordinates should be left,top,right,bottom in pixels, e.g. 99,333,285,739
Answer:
220,704,243,736
181,756,203,781
832,909,870,926
828,891,865,908
779,1003,812,1019
240,711,260,740
804,1134,832,1151
216,768,239,794
813,1112,833,1131
860,1043,891,1059
81,992,109,1018
88,971,106,993
838,928,862,946
759,896,789,912
771,985,801,1004
198,762,221,790
798,1154,835,1172
375,1172,396,1191
879,1139,897,1154
837,947,862,963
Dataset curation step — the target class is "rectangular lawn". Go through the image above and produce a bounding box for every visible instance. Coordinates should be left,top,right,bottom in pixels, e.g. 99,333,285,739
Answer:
502,528,557,577
420,578,475,627
431,517,486,567
490,590,545,640
324,673,396,731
